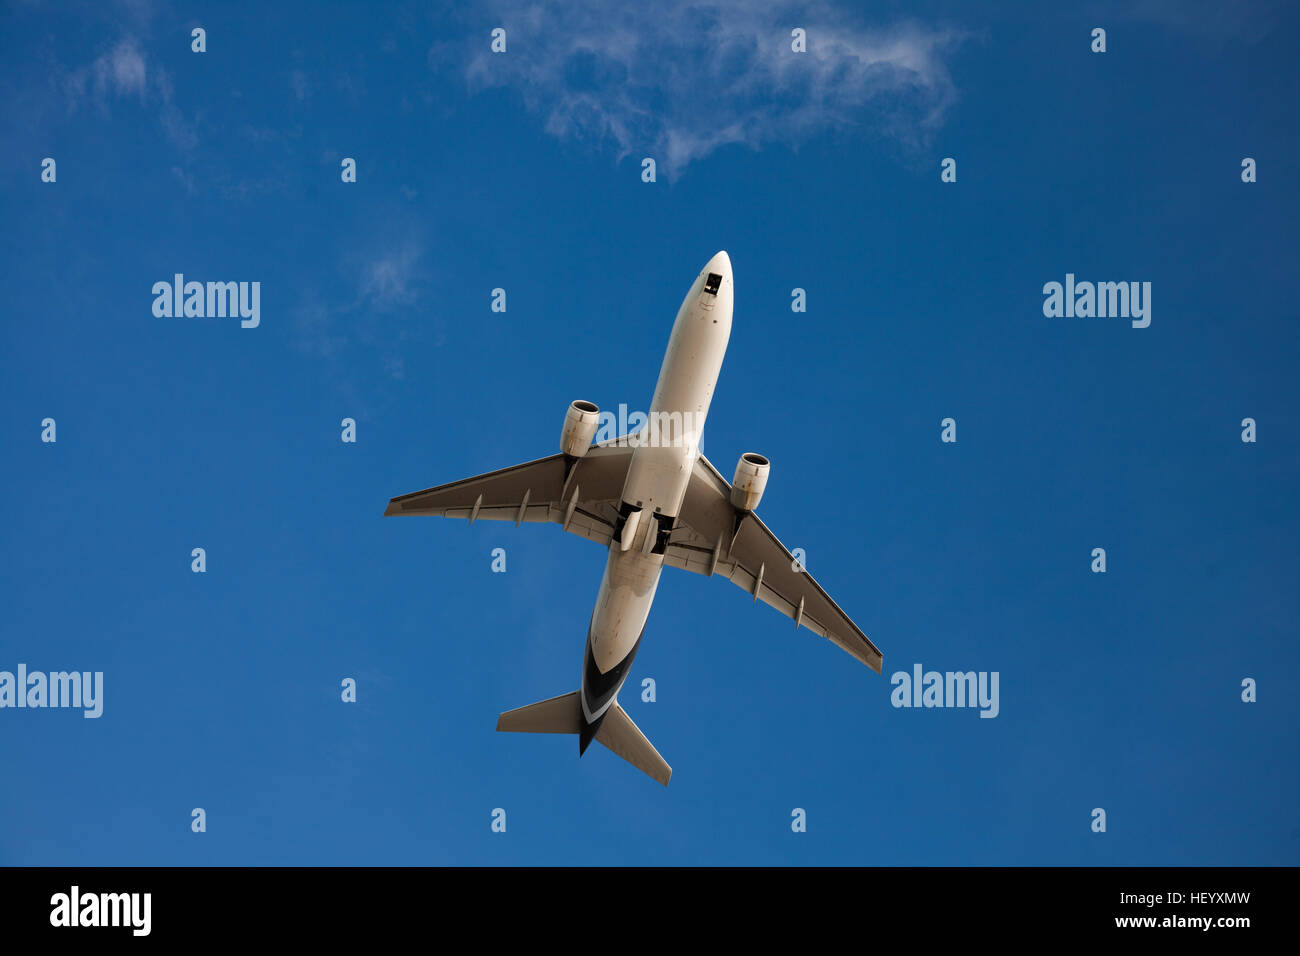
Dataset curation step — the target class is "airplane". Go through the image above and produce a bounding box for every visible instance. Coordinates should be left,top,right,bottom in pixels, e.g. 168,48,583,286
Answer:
384,251,882,785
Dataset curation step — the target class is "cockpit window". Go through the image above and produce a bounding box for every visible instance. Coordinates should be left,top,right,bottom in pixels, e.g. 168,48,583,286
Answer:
704,272,722,295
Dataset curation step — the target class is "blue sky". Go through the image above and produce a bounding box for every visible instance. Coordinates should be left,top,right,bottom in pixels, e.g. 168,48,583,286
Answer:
1,0,1297,865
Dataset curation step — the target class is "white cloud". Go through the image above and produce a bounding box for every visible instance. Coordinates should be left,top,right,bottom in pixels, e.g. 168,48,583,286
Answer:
62,35,197,152
155,68,198,152
464,0,966,174
170,165,195,195
290,235,430,407
61,38,142,105
95,38,147,98
360,243,423,309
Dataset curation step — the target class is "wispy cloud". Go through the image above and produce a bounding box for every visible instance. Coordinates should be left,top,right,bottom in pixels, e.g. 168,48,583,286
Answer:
155,68,198,152
61,35,197,153
94,37,147,98
290,233,432,412
292,239,427,357
169,165,195,195
62,37,143,106
464,0,966,175
360,244,424,310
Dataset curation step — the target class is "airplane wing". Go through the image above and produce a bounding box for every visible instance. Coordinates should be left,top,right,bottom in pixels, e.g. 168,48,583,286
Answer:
383,439,634,547
664,453,883,673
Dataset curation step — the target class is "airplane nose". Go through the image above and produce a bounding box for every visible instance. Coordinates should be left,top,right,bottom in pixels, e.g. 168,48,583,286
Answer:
705,250,731,278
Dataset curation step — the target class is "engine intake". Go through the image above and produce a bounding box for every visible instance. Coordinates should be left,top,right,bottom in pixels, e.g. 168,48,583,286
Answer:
561,400,600,457
730,452,770,512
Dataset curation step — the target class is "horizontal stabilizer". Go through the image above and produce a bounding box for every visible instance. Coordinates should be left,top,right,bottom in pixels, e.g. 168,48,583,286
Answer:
496,692,583,734
496,692,672,786
596,702,672,786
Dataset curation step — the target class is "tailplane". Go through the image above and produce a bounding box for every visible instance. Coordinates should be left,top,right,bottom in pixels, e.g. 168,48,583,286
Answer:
496,691,583,734
497,693,672,786
593,702,671,786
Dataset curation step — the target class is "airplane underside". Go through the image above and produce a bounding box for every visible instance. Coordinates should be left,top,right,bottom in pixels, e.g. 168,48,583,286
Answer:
384,251,882,786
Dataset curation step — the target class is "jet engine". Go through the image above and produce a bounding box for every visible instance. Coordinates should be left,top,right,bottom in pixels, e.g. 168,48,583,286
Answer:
730,452,770,512
561,400,600,458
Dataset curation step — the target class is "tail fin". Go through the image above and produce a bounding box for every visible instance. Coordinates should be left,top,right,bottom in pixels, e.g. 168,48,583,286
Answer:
496,693,672,786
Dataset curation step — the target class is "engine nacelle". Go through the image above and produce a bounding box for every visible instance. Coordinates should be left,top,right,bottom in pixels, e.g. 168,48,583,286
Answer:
730,452,770,512
560,400,600,457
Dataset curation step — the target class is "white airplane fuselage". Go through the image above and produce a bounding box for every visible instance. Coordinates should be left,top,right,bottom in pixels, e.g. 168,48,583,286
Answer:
578,251,734,745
